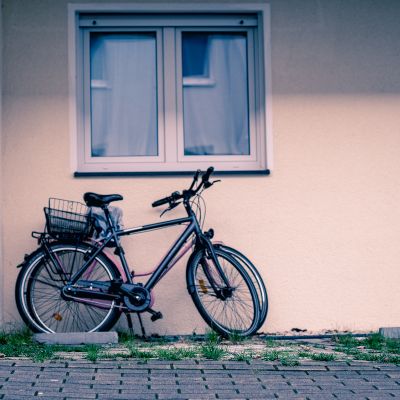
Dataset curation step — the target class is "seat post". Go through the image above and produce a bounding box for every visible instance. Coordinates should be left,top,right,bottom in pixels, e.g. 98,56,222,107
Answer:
102,204,134,284
101,204,115,231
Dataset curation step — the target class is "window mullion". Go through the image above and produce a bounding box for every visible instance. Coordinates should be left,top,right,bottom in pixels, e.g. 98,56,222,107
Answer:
163,27,178,164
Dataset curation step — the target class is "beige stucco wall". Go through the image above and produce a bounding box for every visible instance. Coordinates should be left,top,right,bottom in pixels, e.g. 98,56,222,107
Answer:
0,0,3,326
1,0,400,334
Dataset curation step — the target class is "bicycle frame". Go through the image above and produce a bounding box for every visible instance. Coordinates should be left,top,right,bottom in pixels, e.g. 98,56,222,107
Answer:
52,212,221,294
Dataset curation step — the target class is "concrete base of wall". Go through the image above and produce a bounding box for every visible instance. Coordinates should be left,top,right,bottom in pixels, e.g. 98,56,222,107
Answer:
379,327,400,339
33,332,118,345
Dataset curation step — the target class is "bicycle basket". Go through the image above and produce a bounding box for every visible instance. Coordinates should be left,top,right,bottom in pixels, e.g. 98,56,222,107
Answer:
44,198,92,240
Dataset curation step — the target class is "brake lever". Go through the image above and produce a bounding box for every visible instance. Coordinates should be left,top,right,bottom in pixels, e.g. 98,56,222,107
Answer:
204,179,221,189
160,201,181,217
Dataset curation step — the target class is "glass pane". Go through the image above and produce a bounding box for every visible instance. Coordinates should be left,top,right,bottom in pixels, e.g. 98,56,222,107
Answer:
182,33,209,78
182,32,250,156
90,33,158,157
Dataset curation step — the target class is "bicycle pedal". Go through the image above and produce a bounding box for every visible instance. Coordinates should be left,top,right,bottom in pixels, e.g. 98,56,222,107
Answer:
150,311,163,322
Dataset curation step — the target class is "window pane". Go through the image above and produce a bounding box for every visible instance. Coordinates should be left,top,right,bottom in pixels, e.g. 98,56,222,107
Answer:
90,33,158,157
182,32,250,156
182,33,209,78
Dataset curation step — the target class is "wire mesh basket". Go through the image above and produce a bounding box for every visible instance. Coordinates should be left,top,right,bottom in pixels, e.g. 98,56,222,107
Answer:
44,198,92,240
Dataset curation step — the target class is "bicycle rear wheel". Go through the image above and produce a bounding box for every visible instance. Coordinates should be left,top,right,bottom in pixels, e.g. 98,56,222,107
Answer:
15,242,121,333
213,244,268,330
186,248,260,338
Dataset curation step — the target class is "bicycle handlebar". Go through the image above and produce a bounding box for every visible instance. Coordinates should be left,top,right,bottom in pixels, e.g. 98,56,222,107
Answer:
151,167,215,208
151,191,182,208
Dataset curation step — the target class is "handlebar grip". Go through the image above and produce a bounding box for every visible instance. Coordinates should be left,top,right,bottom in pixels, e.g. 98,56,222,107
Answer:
202,166,214,182
152,191,182,207
152,197,170,207
194,169,201,180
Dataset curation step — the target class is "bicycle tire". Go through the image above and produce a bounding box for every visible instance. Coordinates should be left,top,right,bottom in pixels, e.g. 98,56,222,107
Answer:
15,242,121,333
213,243,268,330
186,248,260,338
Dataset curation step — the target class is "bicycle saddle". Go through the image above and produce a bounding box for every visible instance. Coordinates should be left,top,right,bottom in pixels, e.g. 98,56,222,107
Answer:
83,192,123,207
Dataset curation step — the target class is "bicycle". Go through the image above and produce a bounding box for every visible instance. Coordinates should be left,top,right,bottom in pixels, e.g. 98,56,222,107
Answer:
15,167,268,338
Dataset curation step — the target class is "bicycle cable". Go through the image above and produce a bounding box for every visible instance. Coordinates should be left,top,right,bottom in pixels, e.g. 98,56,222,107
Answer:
190,192,207,230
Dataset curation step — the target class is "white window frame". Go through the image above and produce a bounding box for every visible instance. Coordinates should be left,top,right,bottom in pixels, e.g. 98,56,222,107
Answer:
68,3,272,175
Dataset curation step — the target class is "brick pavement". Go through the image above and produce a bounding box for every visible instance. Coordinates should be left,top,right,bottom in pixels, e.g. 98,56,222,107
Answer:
0,359,399,399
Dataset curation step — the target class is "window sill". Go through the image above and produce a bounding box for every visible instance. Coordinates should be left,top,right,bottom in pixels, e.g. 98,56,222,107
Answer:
74,170,270,177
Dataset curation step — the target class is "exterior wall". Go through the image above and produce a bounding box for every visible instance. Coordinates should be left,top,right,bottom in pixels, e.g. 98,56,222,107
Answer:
0,0,3,326
2,0,400,334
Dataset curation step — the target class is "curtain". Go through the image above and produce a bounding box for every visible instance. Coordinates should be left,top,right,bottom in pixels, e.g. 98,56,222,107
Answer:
90,33,158,157
183,33,250,156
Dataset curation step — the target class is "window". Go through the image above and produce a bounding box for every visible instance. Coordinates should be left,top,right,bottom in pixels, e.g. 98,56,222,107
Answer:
71,5,271,174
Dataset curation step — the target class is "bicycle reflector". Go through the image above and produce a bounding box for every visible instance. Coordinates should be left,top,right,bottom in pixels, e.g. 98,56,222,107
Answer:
53,313,63,321
198,279,208,294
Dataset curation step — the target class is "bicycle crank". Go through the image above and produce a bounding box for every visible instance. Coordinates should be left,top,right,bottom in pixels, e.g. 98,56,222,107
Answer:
121,283,152,312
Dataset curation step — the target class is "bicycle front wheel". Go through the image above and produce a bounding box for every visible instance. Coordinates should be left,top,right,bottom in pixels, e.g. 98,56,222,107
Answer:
186,248,260,338
15,242,121,333
214,243,268,330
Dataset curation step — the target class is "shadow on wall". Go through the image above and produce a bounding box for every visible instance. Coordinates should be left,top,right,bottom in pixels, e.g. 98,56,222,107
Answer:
271,0,400,95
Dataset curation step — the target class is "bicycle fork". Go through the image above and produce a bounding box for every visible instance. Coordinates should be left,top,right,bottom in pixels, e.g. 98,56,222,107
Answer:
193,233,234,300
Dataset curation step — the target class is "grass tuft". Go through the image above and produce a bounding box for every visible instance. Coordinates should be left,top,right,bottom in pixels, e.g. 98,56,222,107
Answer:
0,329,56,362
280,354,300,366
264,339,281,348
127,345,155,360
261,350,280,361
85,345,102,363
310,352,336,362
200,343,226,360
228,331,247,344
205,329,221,345
262,349,299,366
231,351,254,361
154,347,197,360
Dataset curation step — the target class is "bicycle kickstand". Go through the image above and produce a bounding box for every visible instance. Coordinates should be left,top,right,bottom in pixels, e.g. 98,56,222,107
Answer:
125,313,137,338
136,313,147,338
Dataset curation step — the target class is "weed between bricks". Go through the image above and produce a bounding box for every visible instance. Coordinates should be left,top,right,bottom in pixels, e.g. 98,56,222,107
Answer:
0,329,399,364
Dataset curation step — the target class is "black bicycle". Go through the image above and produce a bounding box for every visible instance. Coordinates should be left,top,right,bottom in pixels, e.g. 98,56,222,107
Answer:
15,167,268,337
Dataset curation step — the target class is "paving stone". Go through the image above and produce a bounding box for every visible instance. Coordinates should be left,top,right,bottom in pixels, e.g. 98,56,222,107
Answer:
287,378,318,385
205,383,235,389
179,387,212,393
332,396,366,400
59,394,98,399
366,396,397,400
2,396,46,400
373,384,400,389
294,386,325,393
158,395,215,400
244,394,277,399
34,332,118,345
379,327,400,339
342,383,376,389
97,395,155,400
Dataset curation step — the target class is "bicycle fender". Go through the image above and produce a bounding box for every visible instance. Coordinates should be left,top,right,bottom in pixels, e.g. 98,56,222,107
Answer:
185,248,205,295
16,248,44,268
